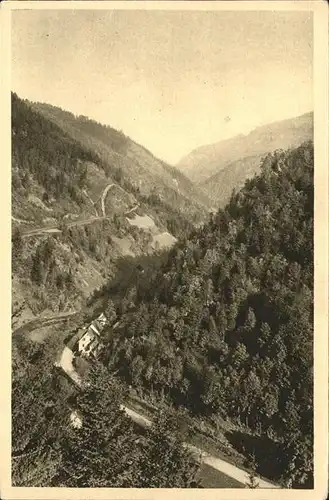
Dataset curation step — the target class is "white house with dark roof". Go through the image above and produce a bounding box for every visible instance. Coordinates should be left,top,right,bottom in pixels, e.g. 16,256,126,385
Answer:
76,313,107,358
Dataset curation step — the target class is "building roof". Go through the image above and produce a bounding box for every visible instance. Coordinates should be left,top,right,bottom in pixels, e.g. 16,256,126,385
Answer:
65,314,107,352
89,323,100,336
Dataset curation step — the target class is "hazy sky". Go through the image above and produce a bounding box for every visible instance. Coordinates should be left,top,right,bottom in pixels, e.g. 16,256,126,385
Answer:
12,9,313,164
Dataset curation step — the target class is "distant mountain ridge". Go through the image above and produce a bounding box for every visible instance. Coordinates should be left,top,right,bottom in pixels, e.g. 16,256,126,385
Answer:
176,112,313,195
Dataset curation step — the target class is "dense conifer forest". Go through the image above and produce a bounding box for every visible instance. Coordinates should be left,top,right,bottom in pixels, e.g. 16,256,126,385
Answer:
12,336,199,487
93,141,314,487
12,90,314,487
11,93,202,314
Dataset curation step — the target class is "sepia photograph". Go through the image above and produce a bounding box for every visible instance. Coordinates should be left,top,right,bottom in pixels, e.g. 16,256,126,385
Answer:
2,0,328,497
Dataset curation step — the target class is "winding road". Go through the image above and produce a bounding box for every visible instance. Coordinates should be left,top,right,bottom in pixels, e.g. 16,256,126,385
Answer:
13,310,278,489
13,178,279,488
21,216,109,239
56,346,82,386
100,183,115,217
12,311,78,337
56,347,278,489
18,182,136,238
125,204,139,216
99,183,134,217
122,406,277,488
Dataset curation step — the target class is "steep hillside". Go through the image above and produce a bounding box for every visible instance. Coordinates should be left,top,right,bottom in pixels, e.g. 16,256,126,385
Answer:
12,91,313,488
177,112,313,189
95,141,314,488
177,134,245,183
12,328,200,487
201,155,265,208
11,93,208,318
29,100,211,216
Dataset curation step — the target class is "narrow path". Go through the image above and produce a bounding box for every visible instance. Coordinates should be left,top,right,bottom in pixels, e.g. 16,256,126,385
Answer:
12,311,78,336
120,406,278,489
100,183,115,217
125,204,139,216
18,311,279,490
18,181,134,238
67,216,106,228
56,346,82,386
22,216,108,239
56,358,275,488
22,227,62,238
99,183,136,217
12,216,33,225
187,444,277,489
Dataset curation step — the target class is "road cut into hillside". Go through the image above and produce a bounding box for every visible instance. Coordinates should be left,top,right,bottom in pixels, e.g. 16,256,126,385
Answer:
100,183,134,217
121,405,279,489
57,346,82,386
17,314,279,490
12,311,78,337
21,216,108,238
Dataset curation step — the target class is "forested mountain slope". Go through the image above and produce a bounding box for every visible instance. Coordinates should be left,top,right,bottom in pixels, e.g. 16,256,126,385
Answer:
12,332,200,487
96,141,314,488
29,99,211,213
177,112,313,206
201,154,268,208
12,93,208,318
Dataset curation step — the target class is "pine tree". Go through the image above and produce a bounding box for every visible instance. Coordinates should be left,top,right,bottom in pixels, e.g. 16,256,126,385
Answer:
56,363,140,487
105,299,117,325
31,248,43,285
245,470,260,489
245,452,260,488
12,356,67,486
135,408,200,488
12,226,23,260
